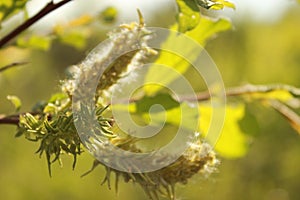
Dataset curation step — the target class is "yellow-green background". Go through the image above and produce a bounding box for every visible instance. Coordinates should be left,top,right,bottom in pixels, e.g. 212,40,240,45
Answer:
0,2,300,200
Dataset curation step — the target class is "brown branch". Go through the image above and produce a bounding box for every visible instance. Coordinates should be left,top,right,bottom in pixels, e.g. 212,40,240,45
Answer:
0,61,29,73
2,84,300,126
269,100,300,135
178,84,300,102
0,112,42,126
0,114,20,125
111,84,300,105
0,0,73,48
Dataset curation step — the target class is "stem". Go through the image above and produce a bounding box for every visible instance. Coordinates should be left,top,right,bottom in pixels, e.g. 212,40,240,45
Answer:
269,100,300,135
0,62,28,73
0,0,73,48
178,84,300,102
1,84,300,126
0,112,42,126
0,114,20,125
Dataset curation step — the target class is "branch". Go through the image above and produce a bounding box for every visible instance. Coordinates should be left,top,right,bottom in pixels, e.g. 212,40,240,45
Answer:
0,61,28,73
0,112,42,126
269,100,300,135
0,114,20,125
0,0,73,48
1,84,300,126
178,84,300,102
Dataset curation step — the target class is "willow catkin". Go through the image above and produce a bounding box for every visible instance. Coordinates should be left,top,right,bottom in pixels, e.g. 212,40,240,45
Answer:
61,14,218,200
87,133,218,200
62,18,156,98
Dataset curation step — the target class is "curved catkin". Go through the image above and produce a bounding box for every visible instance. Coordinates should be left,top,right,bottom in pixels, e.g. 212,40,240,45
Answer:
60,15,218,200
62,19,156,98
86,134,218,200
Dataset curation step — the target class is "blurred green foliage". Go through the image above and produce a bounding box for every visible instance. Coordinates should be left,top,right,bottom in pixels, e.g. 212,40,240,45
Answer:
176,0,201,32
0,0,28,24
99,6,118,24
144,17,231,95
0,1,300,200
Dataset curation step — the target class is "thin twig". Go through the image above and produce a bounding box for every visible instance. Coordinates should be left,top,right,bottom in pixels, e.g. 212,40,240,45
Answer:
178,84,300,102
0,0,73,48
269,100,300,135
0,112,42,126
0,61,28,73
0,114,20,125
1,84,300,126
226,84,300,98
109,84,300,105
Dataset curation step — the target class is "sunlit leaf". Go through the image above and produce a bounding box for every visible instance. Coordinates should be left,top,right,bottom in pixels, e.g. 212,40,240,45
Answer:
43,103,58,114
149,102,198,130
52,14,92,49
186,17,232,44
144,17,231,96
48,93,68,103
222,0,236,9
194,0,216,9
99,6,118,24
16,35,52,51
0,0,28,24
199,103,250,158
135,93,180,113
194,0,235,10
7,95,22,112
112,93,198,131
176,0,200,32
58,31,87,50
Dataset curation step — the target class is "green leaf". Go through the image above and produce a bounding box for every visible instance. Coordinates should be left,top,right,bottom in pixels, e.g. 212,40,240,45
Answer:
48,93,68,103
43,103,58,114
17,35,52,51
149,102,198,130
221,0,236,9
194,0,235,10
135,93,180,113
176,0,200,33
238,104,260,137
112,93,198,131
52,15,92,49
58,30,87,50
32,101,47,113
198,103,250,158
99,6,118,24
186,17,232,44
0,0,28,25
194,0,221,9
144,17,231,96
7,95,22,112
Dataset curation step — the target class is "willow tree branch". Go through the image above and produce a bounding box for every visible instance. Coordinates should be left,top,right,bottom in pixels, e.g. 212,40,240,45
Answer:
178,84,300,102
0,0,73,48
0,112,42,126
269,100,300,134
1,84,300,126
0,114,20,125
0,61,29,73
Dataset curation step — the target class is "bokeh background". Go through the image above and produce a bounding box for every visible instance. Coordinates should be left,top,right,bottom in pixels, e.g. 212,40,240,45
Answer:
0,0,300,199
